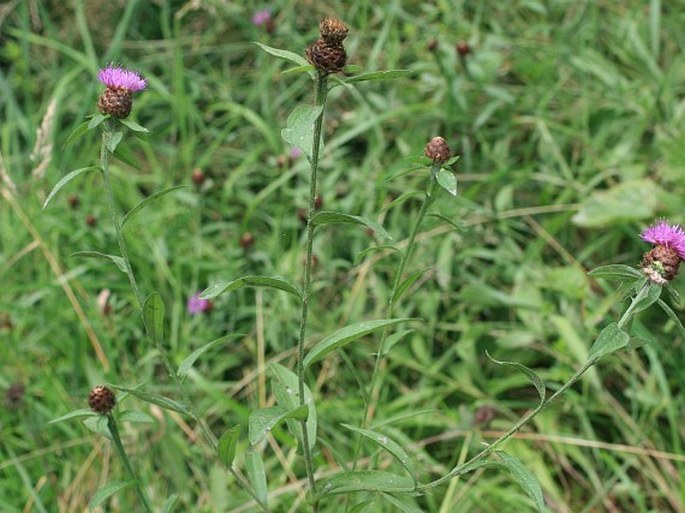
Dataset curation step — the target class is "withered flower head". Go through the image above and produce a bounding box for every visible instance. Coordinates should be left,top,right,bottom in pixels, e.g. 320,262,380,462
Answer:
319,18,349,46
306,18,349,74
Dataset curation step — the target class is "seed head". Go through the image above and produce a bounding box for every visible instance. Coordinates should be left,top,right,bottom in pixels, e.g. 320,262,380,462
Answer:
88,385,116,414
424,136,451,164
97,65,146,119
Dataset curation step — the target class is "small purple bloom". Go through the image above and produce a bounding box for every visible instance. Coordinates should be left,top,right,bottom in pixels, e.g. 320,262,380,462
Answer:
640,220,685,260
187,293,211,315
251,9,272,27
98,65,147,92
290,147,302,159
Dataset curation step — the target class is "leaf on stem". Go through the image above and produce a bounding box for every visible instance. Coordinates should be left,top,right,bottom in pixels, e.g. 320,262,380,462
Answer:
281,105,323,161
588,322,630,361
177,333,244,379
656,299,685,339
341,69,413,84
271,363,317,450
391,267,432,306
112,141,141,168
248,405,308,446
496,451,546,513
245,446,268,505
341,424,416,481
48,408,97,425
43,167,99,209
63,121,90,148
588,264,642,281
143,292,166,345
108,384,191,416
121,186,186,228
87,114,107,130
312,211,392,240
318,471,415,496
218,425,241,467
486,351,546,406
88,481,135,511
70,251,127,274
631,282,662,315
200,275,302,300
117,410,154,424
254,42,310,68
104,130,123,153
435,168,457,196
118,118,150,133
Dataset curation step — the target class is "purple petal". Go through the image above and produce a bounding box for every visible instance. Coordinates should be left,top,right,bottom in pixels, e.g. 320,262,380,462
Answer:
98,65,147,92
640,220,685,259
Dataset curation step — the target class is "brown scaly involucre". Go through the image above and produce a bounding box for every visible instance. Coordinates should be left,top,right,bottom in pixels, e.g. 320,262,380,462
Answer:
306,18,349,74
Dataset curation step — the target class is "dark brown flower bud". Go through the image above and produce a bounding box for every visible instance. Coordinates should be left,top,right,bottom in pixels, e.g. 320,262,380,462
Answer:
306,39,347,74
191,168,206,187
88,385,116,414
642,245,682,284
239,232,255,249
86,214,97,227
319,18,349,46
314,195,323,210
98,88,134,119
424,136,451,164
68,194,80,209
456,41,471,57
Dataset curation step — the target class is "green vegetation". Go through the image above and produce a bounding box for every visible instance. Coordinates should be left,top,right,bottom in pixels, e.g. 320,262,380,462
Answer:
2,1,685,511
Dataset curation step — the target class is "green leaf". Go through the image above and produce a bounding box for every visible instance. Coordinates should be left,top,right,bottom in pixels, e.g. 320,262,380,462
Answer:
43,167,98,209
87,114,107,130
254,42,310,68
342,69,413,84
391,267,432,306
162,494,179,513
588,264,642,280
497,451,546,513
108,385,191,416
304,318,419,368
88,480,135,511
312,211,392,240
571,179,660,227
588,322,630,361
281,105,323,161
200,275,302,300
271,363,317,450
381,329,414,357
83,415,110,438
143,292,165,345
379,191,424,214
48,408,96,425
117,410,154,424
435,168,457,196
112,141,141,168
177,333,243,379
245,446,268,505
426,213,464,232
70,251,127,274
248,405,308,445
665,283,681,306
118,118,149,133
121,186,186,228
381,493,423,513
341,424,415,481
318,471,415,496
104,130,123,153
486,351,546,406
218,425,241,467
657,299,685,339
63,121,90,148
631,282,662,315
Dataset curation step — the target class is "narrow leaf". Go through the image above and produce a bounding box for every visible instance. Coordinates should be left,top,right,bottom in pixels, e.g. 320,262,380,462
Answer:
200,275,301,300
631,282,662,315
218,425,241,467
118,118,149,133
63,121,90,148
143,292,165,345
486,351,546,405
89,481,135,511
245,446,268,505
104,130,123,153
48,408,96,425
117,410,154,424
588,322,630,361
162,494,179,513
497,451,546,513
113,141,141,168
43,167,98,209
304,318,419,368
121,186,186,228
248,405,308,445
381,493,423,513
281,105,323,161
341,424,415,480
254,42,310,68
271,363,317,450
87,114,107,130
108,385,191,416
312,211,392,240
435,168,457,196
70,251,127,274
343,69,413,84
426,213,464,232
391,267,432,306
319,471,415,496
177,333,243,379
588,264,642,280
657,299,685,339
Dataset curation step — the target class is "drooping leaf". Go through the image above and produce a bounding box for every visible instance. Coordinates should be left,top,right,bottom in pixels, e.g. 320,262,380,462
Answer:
342,69,413,84
435,168,457,196
318,471,415,496
108,385,190,416
245,446,268,505
121,186,186,228
304,318,419,368
248,405,308,445
43,167,98,209
118,118,149,133
177,333,243,379
48,408,96,425
218,425,241,467
426,213,464,232
486,352,546,406
200,275,302,300
254,42,310,68
588,264,642,281
70,251,127,274
588,322,630,361
312,211,392,240
271,363,317,450
497,451,546,513
341,424,415,480
88,481,135,511
281,105,323,161
391,268,432,306
143,292,165,345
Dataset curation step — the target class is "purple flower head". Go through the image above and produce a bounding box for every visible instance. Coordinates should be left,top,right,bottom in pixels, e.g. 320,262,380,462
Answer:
187,293,212,315
640,220,685,260
251,9,272,27
98,65,147,92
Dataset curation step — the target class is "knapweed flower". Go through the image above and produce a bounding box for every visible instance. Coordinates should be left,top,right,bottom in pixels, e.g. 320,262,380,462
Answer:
252,9,271,26
88,385,116,414
187,293,212,315
97,65,147,119
306,18,349,74
425,136,451,164
640,220,685,284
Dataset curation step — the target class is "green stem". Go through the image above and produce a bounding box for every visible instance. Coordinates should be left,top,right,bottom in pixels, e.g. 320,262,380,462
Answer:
100,126,270,512
419,285,650,491
296,70,329,513
106,414,153,512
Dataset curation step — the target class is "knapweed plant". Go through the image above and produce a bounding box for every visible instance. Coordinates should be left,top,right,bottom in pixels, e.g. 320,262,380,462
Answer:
43,18,685,513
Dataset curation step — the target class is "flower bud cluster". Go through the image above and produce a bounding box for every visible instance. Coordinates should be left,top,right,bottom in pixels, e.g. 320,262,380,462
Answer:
306,18,349,74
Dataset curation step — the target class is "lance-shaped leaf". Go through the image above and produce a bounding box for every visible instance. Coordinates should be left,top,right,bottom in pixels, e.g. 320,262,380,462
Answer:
341,424,416,481
88,481,135,512
48,408,96,425
88,114,107,130
657,299,685,339
312,211,392,240
143,292,165,345
391,267,432,306
342,69,413,84
117,410,153,424
63,121,90,148
104,130,123,153
118,118,149,133
245,446,267,505
630,282,662,315
248,405,308,445
121,185,186,228
486,351,546,407
318,471,415,496
177,333,244,379
588,264,642,281
497,451,546,513
435,168,457,196
304,318,419,368
43,166,98,209
200,275,301,300
588,322,630,361
254,42,310,68
271,363,317,450
70,251,127,274
108,384,191,416
281,105,323,161
218,425,241,467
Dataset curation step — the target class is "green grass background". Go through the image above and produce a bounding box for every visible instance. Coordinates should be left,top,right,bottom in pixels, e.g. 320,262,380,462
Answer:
2,0,685,511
